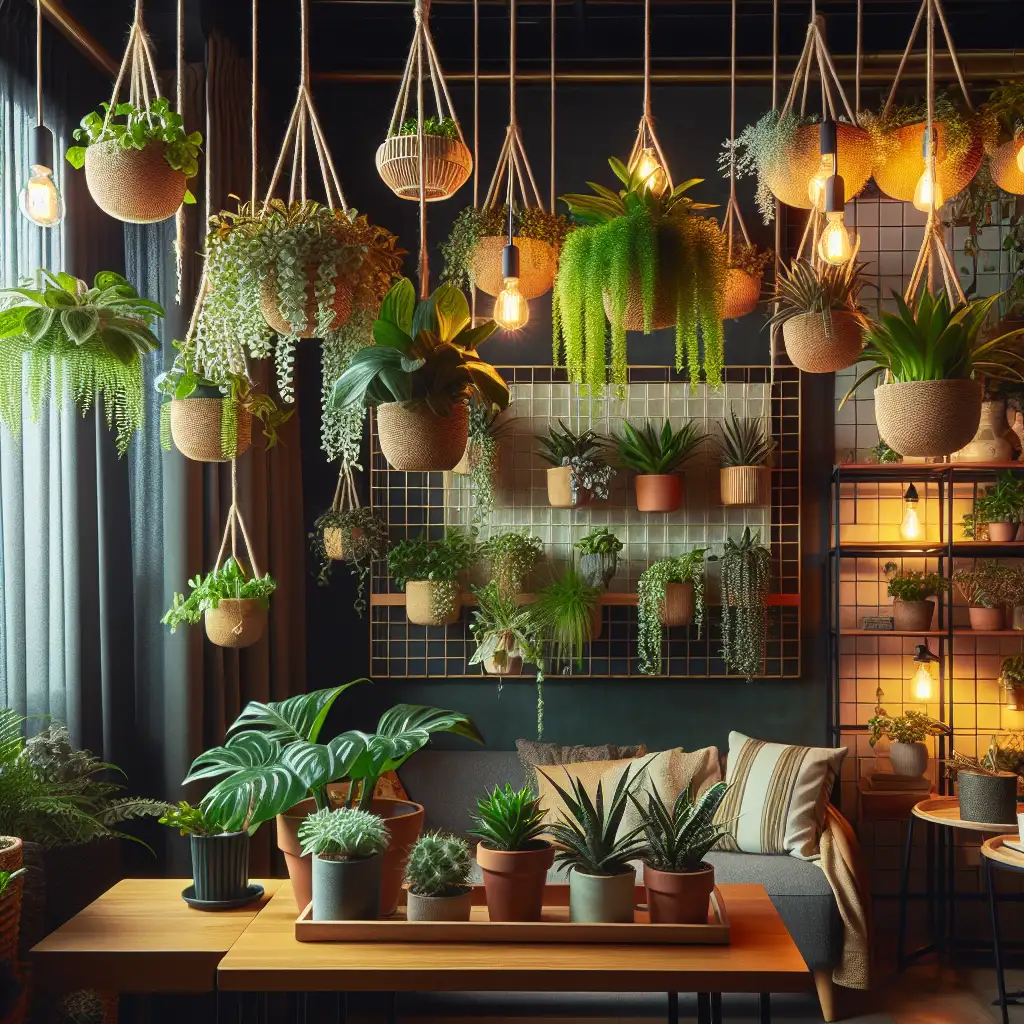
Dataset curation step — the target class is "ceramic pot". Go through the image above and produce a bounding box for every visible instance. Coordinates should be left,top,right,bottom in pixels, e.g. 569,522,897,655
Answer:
889,741,929,779
952,399,1013,463
1013,605,1024,631
376,401,469,472
969,605,1005,631
988,521,1016,542
406,887,473,922
660,582,694,627
635,474,683,513
312,853,382,920
568,867,636,923
406,580,462,627
190,832,251,903
892,598,934,633
546,466,589,508
643,862,714,924
579,552,618,589
476,841,554,922
483,653,523,676
957,770,1019,825
720,465,770,507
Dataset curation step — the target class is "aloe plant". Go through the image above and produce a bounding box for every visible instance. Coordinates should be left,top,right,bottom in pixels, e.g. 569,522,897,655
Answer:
717,412,776,467
633,781,732,872
615,419,706,474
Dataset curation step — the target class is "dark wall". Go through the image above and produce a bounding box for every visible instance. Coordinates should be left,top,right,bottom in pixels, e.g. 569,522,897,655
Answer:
295,79,832,755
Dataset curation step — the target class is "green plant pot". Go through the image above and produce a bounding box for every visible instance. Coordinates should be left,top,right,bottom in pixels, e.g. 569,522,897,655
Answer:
190,832,250,903
312,853,382,921
568,867,636,923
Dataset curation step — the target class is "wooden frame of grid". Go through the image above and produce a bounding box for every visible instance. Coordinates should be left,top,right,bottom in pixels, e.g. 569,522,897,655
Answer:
368,364,801,679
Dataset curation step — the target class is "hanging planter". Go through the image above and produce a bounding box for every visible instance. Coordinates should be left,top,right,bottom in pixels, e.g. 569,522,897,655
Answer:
388,531,477,627
979,84,1024,195
535,421,615,508
722,246,772,320
637,551,706,675
468,581,543,682
716,413,775,508
378,402,470,472
717,528,772,681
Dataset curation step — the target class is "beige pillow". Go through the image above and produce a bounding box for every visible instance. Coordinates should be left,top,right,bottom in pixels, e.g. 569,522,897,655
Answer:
516,739,647,792
713,731,847,859
534,758,638,829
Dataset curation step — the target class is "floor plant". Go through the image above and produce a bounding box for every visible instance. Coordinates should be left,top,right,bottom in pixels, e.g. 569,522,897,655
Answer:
637,550,707,675
716,528,772,681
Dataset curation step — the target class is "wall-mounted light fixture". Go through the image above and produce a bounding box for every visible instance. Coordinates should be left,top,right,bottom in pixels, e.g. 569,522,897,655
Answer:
910,643,939,701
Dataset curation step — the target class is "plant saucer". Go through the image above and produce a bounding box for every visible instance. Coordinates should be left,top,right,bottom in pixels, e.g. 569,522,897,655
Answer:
181,882,265,911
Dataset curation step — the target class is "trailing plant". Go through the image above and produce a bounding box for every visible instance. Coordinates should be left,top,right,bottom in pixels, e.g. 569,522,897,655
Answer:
158,800,225,836
870,439,902,464
1002,655,1024,704
298,806,390,860
999,564,1024,607
0,270,162,455
952,561,1014,607
637,550,707,675
532,562,601,673
616,419,706,474
481,532,544,596
309,507,389,614
961,471,1024,538
717,412,776,468
467,784,547,851
766,258,868,334
633,781,731,873
555,156,727,392
882,562,947,602
465,401,508,525
716,528,772,681
405,831,472,897
862,94,979,176
387,530,477,586
979,83,1024,148
573,529,623,556
396,116,460,139
867,710,949,747
66,97,201,203
535,420,615,502
161,557,277,633
947,734,1024,779
726,242,774,277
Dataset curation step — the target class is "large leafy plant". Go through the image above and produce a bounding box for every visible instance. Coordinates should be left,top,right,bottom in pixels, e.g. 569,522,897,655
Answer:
0,271,162,454
637,550,706,675
161,557,277,633
616,419,705,475
634,781,731,873
554,156,727,392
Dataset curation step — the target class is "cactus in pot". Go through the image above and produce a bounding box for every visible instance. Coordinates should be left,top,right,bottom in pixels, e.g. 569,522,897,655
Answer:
405,832,473,921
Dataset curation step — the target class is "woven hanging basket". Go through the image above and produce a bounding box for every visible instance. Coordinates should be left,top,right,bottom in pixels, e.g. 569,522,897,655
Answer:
782,310,864,373
874,379,983,458
406,580,462,626
376,135,473,202
204,599,268,649
603,267,677,332
722,269,762,320
258,265,355,337
376,401,469,472
872,120,983,203
763,123,874,210
170,398,252,463
0,837,22,967
989,139,1024,196
324,526,363,561
470,236,557,299
84,140,187,224
660,582,694,627
721,465,770,507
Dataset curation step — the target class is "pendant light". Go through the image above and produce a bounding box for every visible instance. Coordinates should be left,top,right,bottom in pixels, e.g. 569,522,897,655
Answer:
808,119,837,210
626,0,672,195
494,202,529,330
913,128,944,213
817,173,853,266
910,644,939,701
900,483,922,540
19,0,63,227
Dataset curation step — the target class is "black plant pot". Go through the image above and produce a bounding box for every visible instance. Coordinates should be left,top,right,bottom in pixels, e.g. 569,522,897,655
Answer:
191,832,251,902
957,770,1019,825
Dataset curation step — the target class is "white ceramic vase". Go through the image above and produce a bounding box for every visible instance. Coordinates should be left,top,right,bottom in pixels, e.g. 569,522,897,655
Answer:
951,399,1013,463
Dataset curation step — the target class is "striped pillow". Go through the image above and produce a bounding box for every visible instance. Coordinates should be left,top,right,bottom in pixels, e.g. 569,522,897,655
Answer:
714,731,847,859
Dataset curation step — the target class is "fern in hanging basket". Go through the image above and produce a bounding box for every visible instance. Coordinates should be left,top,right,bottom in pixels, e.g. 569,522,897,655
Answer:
554,156,727,393
0,270,162,455
309,507,390,614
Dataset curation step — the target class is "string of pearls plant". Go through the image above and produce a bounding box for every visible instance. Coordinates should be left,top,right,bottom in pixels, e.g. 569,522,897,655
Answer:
717,528,772,680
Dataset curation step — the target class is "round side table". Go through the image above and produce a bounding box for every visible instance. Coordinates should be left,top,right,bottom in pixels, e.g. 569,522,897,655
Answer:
981,836,1024,1024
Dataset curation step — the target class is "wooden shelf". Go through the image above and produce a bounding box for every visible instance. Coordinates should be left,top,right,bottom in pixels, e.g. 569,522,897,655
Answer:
371,592,800,608
837,462,1024,472
840,629,1024,638
835,541,1024,555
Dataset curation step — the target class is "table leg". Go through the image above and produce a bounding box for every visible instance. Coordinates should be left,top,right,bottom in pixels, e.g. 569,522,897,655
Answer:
758,993,771,1024
710,992,722,1024
335,992,347,1024
667,991,679,1024
987,859,1010,1024
897,810,916,971
947,825,956,958
697,992,712,1024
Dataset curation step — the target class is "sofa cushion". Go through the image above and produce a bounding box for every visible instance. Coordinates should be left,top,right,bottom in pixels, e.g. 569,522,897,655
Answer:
516,739,647,792
534,757,638,829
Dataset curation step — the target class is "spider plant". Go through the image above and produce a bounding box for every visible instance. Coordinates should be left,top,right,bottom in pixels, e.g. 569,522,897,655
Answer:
717,412,776,467
532,562,601,672
766,257,868,330
615,420,706,475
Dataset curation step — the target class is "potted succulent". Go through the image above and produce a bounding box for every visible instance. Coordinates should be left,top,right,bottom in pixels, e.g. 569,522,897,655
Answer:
637,550,707,675
840,290,1024,459
1001,655,1024,711
536,421,615,508
377,116,473,201
310,507,390,616
404,832,473,922
158,801,255,906
468,582,544,680
468,784,553,923
387,531,477,627
952,562,1012,631
539,769,645,923
330,279,508,472
574,529,624,590
722,242,774,320
633,781,731,924
555,157,727,392
767,258,867,374
161,557,277,649
615,420,706,513
979,83,1024,194
66,97,201,223
962,471,1024,542
454,402,509,524
717,528,772,681
867,711,949,779
0,271,162,455
481,532,543,598
533,562,603,668
717,413,776,507
298,807,390,920
883,562,947,632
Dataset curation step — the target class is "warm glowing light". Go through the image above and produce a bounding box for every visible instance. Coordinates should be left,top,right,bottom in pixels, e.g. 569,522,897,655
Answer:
629,147,667,195
19,165,63,227
493,278,529,331
913,162,944,213
1017,139,1024,174
818,212,853,266
901,484,921,540
808,154,833,210
911,662,934,701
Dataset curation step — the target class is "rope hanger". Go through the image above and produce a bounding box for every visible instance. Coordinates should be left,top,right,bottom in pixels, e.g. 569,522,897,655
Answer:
722,0,752,264
627,0,672,192
215,460,262,580
331,463,361,514
779,13,857,126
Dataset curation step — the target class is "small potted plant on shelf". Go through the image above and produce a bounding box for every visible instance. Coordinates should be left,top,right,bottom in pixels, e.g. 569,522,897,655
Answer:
870,439,902,465
539,769,645,923
535,421,615,508
953,562,1012,631
574,529,624,590
404,831,473,922
298,806,390,921
453,402,509,524
949,742,1021,826
883,562,947,632
533,562,603,665
722,243,774,320
637,550,707,675
615,420,706,513
633,781,731,923
717,528,772,680
387,531,478,627
1001,655,1024,711
158,801,256,907
468,582,544,679
481,532,544,598
717,413,776,507
310,506,390,616
468,784,553,922
867,710,949,779
962,471,1024,542
330,279,508,472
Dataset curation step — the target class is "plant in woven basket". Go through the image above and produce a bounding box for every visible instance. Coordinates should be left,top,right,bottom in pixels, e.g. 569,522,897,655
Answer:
766,258,867,330
979,83,1024,148
481,532,543,596
0,867,25,898
616,419,706,474
555,156,727,392
637,551,706,675
467,784,547,851
882,562,947,602
633,780,731,873
952,561,1013,608
298,806,390,861
161,557,277,633
0,270,162,455
309,507,389,613
387,531,478,587
395,116,461,139
535,420,615,503
717,412,776,468
532,562,601,673
961,471,1024,539
727,242,774,278
715,528,772,681
723,109,806,223
867,710,949,747
406,831,472,897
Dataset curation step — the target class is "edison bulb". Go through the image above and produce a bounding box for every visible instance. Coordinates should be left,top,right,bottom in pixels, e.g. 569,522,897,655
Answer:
807,154,833,210
494,278,529,331
911,662,934,701
913,165,944,213
901,502,921,540
629,147,667,195
19,165,64,227
818,212,853,266
1017,139,1024,173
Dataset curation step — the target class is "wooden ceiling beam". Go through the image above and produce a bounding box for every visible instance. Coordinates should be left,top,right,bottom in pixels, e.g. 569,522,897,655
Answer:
41,0,118,79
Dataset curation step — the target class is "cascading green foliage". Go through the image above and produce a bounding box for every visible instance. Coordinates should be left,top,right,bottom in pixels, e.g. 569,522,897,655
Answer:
310,507,390,612
161,556,277,633
466,401,507,526
405,831,472,897
637,550,707,675
862,94,980,173
554,157,727,393
481,532,543,596
717,528,772,681
0,271,162,455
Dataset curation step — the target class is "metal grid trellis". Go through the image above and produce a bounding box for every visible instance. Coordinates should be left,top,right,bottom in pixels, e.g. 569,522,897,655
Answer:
369,364,801,679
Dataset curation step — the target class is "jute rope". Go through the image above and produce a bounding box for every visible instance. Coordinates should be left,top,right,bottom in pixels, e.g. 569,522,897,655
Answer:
625,0,672,192
104,0,162,134
331,464,361,513
550,0,556,213
470,0,479,322
770,0,780,387
723,0,752,264
779,14,857,125
175,0,185,300
215,459,262,577
251,0,258,206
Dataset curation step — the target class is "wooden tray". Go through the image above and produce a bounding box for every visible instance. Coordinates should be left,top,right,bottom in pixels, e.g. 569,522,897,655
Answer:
294,883,730,944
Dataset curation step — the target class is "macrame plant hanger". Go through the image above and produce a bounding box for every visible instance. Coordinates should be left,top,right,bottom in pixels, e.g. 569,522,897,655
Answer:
470,0,480,323
214,460,263,639
330,462,361,521
723,0,754,277
628,0,672,192
105,0,162,153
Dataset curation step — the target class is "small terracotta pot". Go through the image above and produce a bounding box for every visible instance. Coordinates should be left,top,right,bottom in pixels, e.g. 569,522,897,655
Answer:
988,521,1016,542
889,741,929,779
968,605,1005,631
476,841,555,922
635,474,683,513
483,654,523,676
546,466,590,508
720,465,770,507
590,604,604,641
892,598,934,632
406,580,462,627
660,582,694,627
644,862,714,924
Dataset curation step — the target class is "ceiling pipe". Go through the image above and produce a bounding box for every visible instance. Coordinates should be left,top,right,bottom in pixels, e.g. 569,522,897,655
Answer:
40,0,119,78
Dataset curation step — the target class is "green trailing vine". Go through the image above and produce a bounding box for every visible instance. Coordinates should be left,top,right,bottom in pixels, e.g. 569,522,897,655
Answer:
465,402,508,525
637,550,706,675
716,528,772,681
481,532,543,597
309,506,390,614
161,557,277,632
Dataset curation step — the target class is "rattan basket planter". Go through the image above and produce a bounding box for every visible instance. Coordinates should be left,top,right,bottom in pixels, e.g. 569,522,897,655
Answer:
170,398,252,463
258,267,354,337
470,236,557,298
873,120,983,203
763,123,873,210
0,837,23,966
84,141,187,224
376,401,470,472
376,135,473,202
782,310,863,373
323,525,363,562
660,582,695,627
406,580,462,627
989,139,1024,195
602,266,677,332
874,379,983,458
720,465,770,507
204,599,267,649
722,269,762,320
